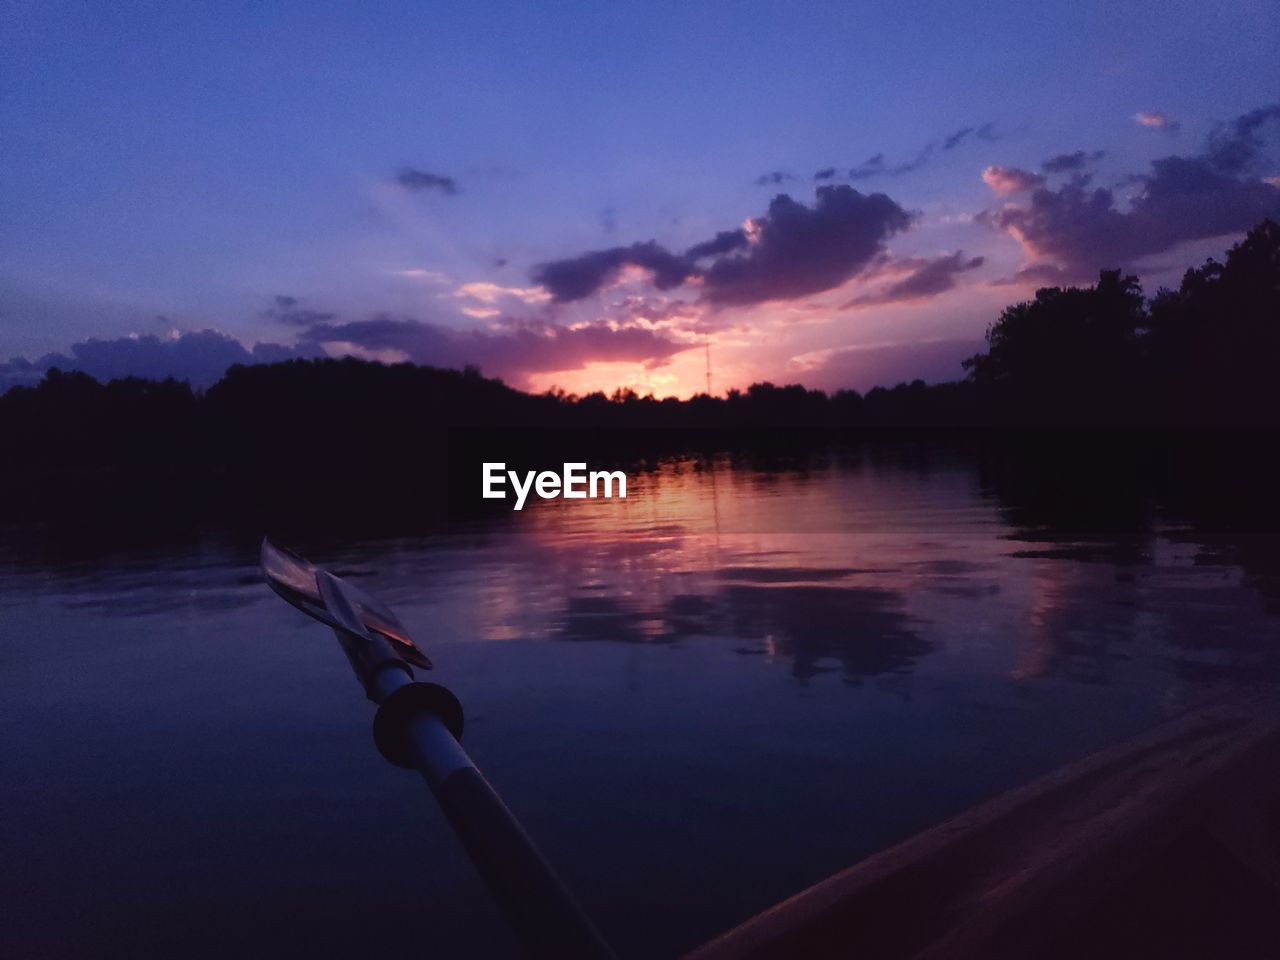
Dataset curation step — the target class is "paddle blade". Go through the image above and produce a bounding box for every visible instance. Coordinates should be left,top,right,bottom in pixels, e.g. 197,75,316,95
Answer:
261,538,432,669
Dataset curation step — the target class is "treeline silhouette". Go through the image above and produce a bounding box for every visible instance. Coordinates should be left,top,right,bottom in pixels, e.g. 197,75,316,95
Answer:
965,219,1280,426
0,220,1277,533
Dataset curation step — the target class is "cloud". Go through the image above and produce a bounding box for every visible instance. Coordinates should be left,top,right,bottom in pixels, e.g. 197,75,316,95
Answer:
0,309,699,394
605,295,706,332
985,160,1279,282
843,251,985,308
262,294,336,327
998,262,1075,285
984,104,1280,281
297,315,691,384
1134,111,1180,133
1205,102,1280,174
817,123,998,182
848,147,933,181
685,229,749,260
944,123,997,150
754,171,793,186
454,282,550,305
974,122,999,142
701,188,913,304
942,127,975,151
1041,150,1105,174
0,330,318,392
0,355,42,391
982,165,1045,196
532,185,912,307
394,167,459,195
942,123,998,151
532,241,696,303
395,268,449,283
791,337,985,393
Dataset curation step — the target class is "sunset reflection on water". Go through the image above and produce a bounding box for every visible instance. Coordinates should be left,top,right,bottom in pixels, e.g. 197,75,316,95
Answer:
400,454,1266,691
3,451,1279,957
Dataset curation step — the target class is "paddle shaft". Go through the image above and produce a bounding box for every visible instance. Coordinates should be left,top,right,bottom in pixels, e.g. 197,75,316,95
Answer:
370,668,615,960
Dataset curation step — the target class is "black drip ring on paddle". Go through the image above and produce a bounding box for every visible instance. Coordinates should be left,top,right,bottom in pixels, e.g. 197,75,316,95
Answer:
372,681,466,769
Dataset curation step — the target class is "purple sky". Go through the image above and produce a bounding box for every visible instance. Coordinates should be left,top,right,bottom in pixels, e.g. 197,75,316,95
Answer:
2,1,1278,396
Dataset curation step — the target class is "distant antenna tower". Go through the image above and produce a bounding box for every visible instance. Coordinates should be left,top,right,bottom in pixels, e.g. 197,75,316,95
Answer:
704,334,713,396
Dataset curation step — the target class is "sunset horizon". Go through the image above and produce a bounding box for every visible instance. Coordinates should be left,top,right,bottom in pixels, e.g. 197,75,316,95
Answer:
7,6,1280,958
4,3,1278,399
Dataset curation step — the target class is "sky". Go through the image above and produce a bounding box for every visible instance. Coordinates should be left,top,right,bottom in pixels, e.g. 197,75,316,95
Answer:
2,0,1279,397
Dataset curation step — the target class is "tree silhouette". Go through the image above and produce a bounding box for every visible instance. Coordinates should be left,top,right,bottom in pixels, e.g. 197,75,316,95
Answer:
963,270,1146,423
1,219,1278,532
1146,219,1280,424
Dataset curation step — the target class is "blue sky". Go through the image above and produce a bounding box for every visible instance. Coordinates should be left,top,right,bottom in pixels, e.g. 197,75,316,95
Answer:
2,0,1278,395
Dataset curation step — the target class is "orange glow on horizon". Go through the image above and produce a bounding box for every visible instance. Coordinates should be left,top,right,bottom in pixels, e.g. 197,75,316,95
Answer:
525,354,710,399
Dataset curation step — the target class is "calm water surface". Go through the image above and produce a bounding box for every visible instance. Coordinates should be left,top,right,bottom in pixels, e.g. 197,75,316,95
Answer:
4,452,1279,957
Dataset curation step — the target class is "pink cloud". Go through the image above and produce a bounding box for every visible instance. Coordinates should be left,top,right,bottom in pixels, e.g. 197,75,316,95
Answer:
1134,111,1180,132
982,165,1045,196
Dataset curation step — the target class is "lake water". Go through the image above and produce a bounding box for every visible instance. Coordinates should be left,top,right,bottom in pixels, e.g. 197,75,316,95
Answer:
4,446,1280,957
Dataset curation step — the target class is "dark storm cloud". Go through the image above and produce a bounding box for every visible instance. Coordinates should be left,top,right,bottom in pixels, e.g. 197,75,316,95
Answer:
394,167,459,195
813,167,838,181
531,241,695,303
298,315,689,382
262,294,336,327
530,185,912,306
844,252,985,307
1205,103,1280,174
754,171,793,186
684,229,749,260
700,187,912,304
985,103,1280,281
1042,150,1105,174
0,330,320,392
